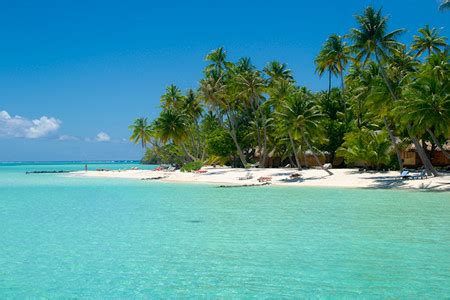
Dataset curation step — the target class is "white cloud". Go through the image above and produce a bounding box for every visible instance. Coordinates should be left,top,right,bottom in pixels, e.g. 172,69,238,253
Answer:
0,110,61,139
95,132,110,142
59,134,79,141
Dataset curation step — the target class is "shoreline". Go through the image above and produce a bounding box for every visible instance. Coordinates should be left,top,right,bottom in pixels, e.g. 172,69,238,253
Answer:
68,167,450,191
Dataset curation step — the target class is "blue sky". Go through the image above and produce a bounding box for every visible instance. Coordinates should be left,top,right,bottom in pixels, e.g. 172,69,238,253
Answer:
0,0,448,161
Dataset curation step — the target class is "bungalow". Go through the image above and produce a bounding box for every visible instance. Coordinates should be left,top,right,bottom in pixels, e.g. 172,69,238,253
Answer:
401,141,450,168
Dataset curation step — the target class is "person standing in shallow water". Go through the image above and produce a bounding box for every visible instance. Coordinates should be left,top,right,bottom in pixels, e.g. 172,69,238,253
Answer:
85,164,88,172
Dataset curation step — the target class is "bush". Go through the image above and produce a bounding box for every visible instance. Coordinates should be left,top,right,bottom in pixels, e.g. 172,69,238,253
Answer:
337,128,392,169
181,161,203,172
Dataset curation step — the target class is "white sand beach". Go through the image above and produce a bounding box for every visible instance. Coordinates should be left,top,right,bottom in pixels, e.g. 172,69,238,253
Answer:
70,167,450,191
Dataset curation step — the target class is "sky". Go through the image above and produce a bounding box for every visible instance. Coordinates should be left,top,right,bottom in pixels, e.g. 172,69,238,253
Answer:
0,0,448,161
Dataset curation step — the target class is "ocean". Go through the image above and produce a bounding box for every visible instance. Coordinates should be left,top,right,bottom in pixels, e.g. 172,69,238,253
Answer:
0,162,449,298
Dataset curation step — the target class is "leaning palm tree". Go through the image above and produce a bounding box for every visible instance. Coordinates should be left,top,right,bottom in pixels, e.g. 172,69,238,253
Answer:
154,110,196,161
200,60,248,166
235,66,268,166
411,25,447,57
180,89,204,159
399,68,450,160
350,6,438,176
278,89,333,175
128,117,153,150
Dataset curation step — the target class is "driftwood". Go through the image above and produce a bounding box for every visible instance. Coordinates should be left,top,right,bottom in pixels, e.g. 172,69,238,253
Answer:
26,170,72,174
141,176,168,180
217,182,271,188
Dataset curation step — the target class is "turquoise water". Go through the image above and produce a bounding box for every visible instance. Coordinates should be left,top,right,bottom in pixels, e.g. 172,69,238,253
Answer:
0,162,449,298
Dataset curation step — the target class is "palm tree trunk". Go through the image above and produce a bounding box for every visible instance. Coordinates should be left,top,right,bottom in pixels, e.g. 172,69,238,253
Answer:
188,132,198,159
340,70,347,123
225,110,247,167
195,121,203,160
408,128,439,176
181,143,196,162
258,111,269,168
301,131,333,175
427,129,450,160
383,117,403,171
374,52,438,176
288,131,302,170
327,70,332,101
260,119,268,168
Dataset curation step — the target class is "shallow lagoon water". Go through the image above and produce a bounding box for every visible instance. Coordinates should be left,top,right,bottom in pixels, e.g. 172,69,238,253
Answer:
0,163,449,298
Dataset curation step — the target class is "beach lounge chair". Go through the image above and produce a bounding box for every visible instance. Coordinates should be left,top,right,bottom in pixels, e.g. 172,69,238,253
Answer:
194,170,207,174
289,173,302,179
257,176,272,183
400,170,410,180
411,170,427,180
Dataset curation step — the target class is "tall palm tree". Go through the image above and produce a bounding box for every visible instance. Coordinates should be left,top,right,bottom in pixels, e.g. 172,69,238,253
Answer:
129,117,153,153
235,65,267,165
200,53,248,166
264,61,294,86
278,89,333,175
204,47,231,75
411,25,447,57
346,62,379,129
154,109,196,161
315,35,351,97
181,89,204,159
399,63,450,159
350,6,439,176
160,84,184,109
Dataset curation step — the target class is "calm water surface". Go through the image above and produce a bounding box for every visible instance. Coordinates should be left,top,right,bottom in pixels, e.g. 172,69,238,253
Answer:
0,162,449,298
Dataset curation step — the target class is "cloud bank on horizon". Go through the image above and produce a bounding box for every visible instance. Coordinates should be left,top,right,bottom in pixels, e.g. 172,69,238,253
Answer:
1,110,116,144
0,110,61,139
95,132,111,142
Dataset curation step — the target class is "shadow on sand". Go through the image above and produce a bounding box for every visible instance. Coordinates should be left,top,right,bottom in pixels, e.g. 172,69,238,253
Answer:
363,176,450,192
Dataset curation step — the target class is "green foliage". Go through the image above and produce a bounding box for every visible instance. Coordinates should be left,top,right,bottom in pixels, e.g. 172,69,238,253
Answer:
144,144,184,166
181,161,203,172
337,128,392,169
128,117,153,149
129,6,447,173
206,129,235,158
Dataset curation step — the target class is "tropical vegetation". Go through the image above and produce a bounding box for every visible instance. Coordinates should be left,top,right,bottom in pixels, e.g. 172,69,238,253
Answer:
131,6,449,176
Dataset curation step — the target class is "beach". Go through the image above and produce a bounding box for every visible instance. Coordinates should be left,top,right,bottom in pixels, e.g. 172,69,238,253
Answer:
71,167,450,191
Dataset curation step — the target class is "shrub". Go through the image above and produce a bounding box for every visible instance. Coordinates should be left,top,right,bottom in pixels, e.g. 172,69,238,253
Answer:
181,161,203,172
337,128,392,169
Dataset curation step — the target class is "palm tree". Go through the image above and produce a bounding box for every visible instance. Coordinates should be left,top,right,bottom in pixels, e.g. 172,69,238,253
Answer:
264,61,294,86
200,52,248,166
350,6,439,176
337,128,392,170
234,61,268,165
205,47,231,75
346,62,379,129
129,117,153,149
278,89,333,175
154,110,196,161
439,0,450,11
316,35,351,97
399,67,450,160
181,89,204,159
411,25,447,57
160,84,184,110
